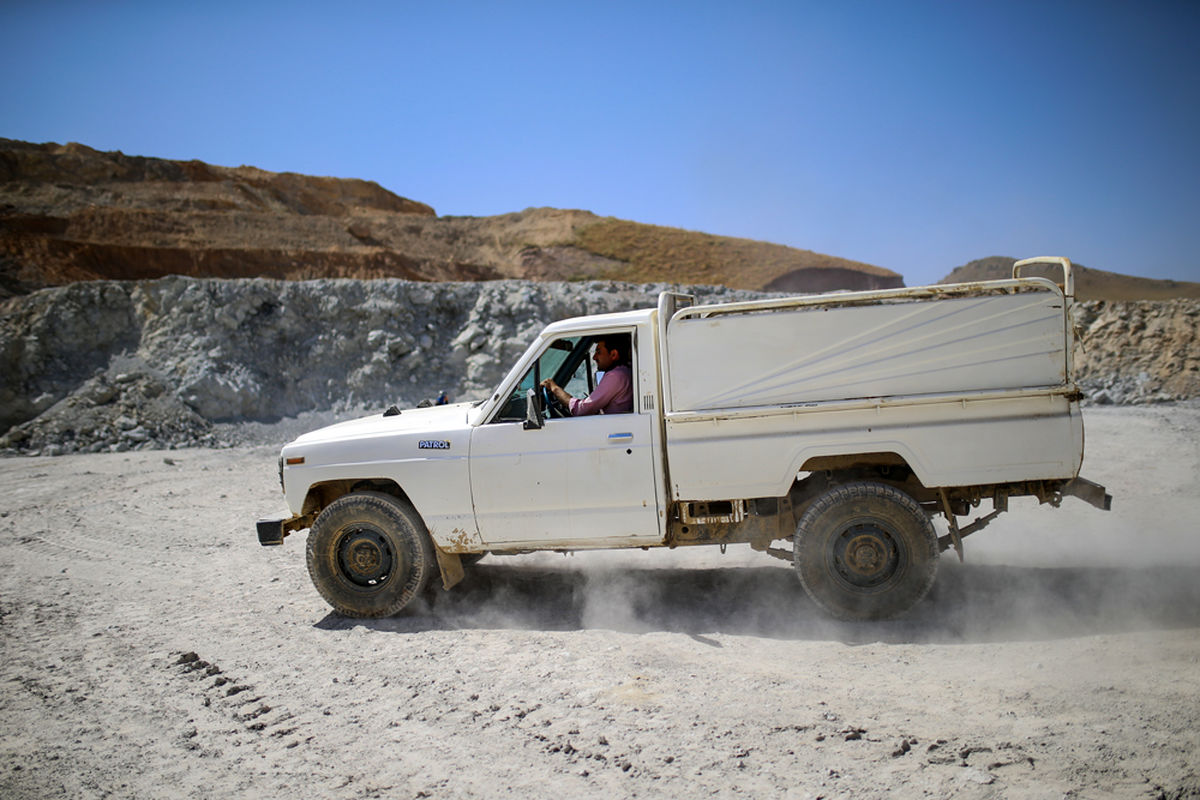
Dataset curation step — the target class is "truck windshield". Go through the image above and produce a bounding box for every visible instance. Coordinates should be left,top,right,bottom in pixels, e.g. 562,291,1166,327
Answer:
493,336,590,422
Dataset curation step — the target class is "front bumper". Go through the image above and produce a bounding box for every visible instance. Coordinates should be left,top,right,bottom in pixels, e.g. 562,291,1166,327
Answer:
255,514,312,546
256,518,285,546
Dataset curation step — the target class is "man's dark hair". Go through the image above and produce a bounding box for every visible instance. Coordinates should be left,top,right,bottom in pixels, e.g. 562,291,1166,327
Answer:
597,333,632,367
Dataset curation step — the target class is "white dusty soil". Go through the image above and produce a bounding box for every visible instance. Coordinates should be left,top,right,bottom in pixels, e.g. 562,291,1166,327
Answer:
2,405,1199,799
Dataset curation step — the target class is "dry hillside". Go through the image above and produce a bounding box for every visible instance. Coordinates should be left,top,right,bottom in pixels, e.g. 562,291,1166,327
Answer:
940,256,1200,301
0,139,899,297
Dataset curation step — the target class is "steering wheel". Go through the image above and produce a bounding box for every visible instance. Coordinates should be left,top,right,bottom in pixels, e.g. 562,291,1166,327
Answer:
540,385,568,418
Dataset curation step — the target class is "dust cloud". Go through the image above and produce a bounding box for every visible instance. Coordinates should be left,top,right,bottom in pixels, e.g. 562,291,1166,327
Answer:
375,404,1200,647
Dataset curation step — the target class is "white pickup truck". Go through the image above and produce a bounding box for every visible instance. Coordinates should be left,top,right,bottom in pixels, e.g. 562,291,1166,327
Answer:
257,257,1111,621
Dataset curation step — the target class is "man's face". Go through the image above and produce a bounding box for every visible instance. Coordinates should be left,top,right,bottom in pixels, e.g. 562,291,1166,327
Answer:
593,340,617,372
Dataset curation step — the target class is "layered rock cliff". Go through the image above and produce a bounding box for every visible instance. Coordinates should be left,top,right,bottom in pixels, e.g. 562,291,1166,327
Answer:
1,277,1194,456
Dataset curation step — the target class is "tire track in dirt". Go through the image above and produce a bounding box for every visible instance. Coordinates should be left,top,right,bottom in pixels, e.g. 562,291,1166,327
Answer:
161,651,312,753
13,529,192,572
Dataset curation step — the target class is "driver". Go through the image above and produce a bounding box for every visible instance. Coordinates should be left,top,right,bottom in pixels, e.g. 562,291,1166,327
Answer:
540,334,633,416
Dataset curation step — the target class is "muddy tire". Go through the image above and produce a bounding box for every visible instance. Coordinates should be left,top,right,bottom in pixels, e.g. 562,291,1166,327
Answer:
306,491,435,618
793,481,938,621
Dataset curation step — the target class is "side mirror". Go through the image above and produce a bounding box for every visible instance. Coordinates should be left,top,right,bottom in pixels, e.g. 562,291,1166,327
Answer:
523,388,544,430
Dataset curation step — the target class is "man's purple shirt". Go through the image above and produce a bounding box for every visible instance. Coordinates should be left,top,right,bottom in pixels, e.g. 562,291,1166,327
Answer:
569,365,633,416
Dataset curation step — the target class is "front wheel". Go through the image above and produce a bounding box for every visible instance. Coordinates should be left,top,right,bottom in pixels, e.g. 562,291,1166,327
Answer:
306,491,435,617
793,481,938,621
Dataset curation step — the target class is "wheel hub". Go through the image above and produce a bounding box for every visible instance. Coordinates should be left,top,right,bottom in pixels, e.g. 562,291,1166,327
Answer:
834,523,900,588
337,527,394,587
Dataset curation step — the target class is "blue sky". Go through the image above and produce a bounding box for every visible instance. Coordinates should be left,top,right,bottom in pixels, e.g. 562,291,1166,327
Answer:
2,0,1197,287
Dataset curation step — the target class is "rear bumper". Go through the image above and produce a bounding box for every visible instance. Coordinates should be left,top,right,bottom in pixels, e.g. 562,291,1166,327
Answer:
1062,476,1113,511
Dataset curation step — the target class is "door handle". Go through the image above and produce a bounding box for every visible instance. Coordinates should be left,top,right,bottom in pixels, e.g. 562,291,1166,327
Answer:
608,432,633,442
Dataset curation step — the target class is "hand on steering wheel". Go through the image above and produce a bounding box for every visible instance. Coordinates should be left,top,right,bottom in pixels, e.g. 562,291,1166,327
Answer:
540,385,568,418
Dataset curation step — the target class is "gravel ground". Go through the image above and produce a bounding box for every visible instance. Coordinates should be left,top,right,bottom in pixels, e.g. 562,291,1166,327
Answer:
1,405,1198,799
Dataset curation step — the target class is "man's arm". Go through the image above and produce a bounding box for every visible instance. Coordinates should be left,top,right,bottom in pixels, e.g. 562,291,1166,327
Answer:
567,368,629,416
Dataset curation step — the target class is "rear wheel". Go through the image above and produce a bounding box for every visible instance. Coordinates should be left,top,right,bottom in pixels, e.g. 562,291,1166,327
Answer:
306,491,435,617
793,481,938,621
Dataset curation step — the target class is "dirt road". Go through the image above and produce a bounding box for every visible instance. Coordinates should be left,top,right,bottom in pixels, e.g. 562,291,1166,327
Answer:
2,406,1199,799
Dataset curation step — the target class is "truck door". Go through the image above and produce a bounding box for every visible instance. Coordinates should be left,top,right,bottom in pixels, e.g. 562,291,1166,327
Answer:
469,333,662,549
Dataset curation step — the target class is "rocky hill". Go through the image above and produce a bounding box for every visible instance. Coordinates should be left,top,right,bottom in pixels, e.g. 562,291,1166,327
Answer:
941,256,1200,301
1,276,1195,456
0,139,900,297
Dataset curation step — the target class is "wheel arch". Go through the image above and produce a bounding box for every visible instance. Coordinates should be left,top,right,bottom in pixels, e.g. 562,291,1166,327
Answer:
797,450,929,486
301,478,415,519
790,451,939,517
